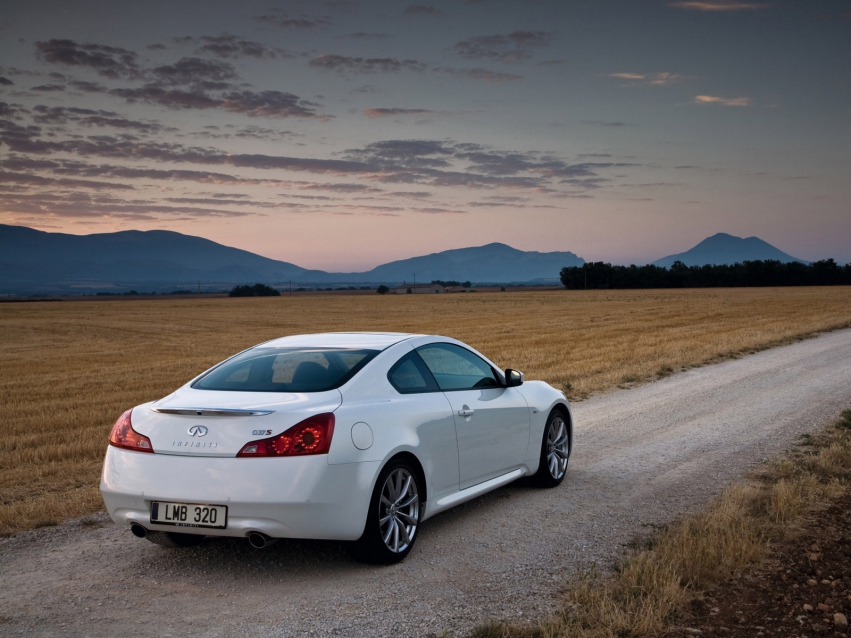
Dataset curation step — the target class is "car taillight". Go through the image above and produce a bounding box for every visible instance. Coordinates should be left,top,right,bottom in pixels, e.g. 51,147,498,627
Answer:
108,409,154,453
237,413,335,458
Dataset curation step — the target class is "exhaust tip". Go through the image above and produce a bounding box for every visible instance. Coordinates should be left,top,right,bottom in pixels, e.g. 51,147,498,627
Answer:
130,523,147,538
248,531,277,549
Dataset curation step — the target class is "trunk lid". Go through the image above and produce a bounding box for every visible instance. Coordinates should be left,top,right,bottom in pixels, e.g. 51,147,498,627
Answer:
131,386,342,457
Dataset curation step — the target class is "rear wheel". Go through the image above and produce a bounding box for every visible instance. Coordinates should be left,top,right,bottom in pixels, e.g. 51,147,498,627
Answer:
530,409,570,488
145,531,205,547
349,459,421,564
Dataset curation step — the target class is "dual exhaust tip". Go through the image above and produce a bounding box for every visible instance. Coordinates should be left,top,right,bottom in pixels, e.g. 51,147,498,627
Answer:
130,523,276,549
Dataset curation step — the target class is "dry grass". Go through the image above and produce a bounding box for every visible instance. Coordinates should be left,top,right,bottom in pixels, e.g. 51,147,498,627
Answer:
472,410,851,638
1,287,850,535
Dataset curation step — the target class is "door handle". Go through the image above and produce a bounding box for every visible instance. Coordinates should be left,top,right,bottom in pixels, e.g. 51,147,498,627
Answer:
458,408,475,417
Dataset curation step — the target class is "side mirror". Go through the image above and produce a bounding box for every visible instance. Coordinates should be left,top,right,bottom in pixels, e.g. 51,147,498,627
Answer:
505,369,524,387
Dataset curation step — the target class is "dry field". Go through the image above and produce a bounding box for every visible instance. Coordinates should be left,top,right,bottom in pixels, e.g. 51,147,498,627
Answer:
1,287,850,536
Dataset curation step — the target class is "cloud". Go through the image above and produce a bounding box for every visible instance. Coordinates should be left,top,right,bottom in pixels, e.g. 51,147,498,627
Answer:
608,71,685,86
433,66,522,82
0,190,256,220
68,80,107,92
254,12,331,29
309,54,428,73
694,94,751,106
108,86,323,118
149,57,239,88
191,34,291,59
411,207,464,214
35,39,142,80
0,102,22,118
454,31,553,64
363,108,435,118
0,170,134,190
1,112,635,195
0,156,289,187
146,43,167,51
30,84,66,92
110,86,223,110
219,91,323,118
30,105,167,133
669,1,770,10
341,33,391,40
297,183,385,193
310,54,519,82
0,77,13,86
404,4,442,15
393,191,432,198
583,120,628,127
345,139,455,169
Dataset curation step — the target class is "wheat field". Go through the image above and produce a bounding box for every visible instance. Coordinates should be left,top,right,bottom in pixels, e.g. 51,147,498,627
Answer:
1,287,850,535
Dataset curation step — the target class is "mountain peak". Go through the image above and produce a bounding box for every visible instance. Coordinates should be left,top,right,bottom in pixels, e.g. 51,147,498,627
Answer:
653,233,807,268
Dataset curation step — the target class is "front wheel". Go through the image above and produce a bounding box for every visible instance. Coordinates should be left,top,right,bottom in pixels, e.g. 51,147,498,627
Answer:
349,459,421,564
529,409,570,488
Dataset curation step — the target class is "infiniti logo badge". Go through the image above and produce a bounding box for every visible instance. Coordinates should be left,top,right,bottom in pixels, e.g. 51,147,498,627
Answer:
188,425,208,437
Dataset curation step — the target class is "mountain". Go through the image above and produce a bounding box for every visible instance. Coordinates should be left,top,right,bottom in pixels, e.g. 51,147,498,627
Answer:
652,233,808,268
0,225,321,294
0,225,583,294
344,243,583,284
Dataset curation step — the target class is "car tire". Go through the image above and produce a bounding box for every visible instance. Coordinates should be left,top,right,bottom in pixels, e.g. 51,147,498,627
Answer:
529,408,570,488
349,458,422,564
145,531,205,547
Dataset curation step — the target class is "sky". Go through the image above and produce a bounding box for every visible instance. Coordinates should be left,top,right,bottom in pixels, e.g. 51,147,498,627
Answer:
1,0,849,270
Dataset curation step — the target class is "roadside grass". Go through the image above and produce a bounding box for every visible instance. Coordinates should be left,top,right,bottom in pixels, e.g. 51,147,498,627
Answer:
472,410,851,638
1,286,850,535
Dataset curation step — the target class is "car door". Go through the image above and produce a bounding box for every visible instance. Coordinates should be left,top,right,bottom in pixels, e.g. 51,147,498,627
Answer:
416,343,530,490
384,350,460,500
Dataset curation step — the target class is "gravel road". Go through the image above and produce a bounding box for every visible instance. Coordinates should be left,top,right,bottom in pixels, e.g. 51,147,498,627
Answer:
3,329,851,638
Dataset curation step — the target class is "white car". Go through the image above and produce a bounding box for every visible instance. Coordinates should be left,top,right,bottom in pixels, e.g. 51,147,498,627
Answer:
101,332,573,563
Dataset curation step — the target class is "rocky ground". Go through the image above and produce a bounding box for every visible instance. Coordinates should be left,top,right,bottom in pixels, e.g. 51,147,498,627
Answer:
684,490,851,637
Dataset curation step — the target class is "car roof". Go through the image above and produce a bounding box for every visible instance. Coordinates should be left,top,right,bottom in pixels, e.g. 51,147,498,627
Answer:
257,332,422,350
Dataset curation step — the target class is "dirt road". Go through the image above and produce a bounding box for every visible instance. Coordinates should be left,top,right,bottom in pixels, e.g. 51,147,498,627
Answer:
2,330,850,637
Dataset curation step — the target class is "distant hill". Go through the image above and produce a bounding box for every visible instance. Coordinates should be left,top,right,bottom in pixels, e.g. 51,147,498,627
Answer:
0,225,583,294
652,233,807,268
346,243,583,284
0,225,319,294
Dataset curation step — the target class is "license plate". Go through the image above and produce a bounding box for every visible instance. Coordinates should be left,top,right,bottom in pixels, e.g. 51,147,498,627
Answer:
150,501,227,529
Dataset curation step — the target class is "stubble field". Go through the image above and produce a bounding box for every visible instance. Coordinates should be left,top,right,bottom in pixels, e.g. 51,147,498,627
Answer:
1,287,850,536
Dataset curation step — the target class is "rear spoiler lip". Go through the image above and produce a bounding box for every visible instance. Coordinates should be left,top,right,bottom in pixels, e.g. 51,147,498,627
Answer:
150,407,274,417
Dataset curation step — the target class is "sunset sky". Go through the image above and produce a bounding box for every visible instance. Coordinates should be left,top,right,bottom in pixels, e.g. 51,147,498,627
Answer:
1,0,849,270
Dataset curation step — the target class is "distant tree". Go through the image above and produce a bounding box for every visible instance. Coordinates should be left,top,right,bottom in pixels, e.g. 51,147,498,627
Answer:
228,283,281,297
462,281,471,288
406,288,412,294
377,285,389,294
559,259,851,290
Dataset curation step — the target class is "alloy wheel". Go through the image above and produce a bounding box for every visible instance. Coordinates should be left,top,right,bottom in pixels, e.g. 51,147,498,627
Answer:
546,416,569,479
378,467,419,553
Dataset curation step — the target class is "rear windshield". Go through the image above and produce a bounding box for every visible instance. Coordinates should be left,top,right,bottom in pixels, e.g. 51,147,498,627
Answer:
192,348,379,393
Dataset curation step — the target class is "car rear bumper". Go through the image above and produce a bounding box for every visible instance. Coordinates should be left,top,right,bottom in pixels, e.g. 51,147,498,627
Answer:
100,447,380,540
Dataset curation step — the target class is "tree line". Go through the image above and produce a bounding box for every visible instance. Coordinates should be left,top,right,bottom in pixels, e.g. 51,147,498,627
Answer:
560,259,851,289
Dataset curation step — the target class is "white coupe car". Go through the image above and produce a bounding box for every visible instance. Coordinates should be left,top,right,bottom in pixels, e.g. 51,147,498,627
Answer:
101,332,573,563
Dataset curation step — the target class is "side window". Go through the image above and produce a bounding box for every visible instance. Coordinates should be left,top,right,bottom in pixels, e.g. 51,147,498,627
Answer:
416,343,501,391
387,351,439,394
